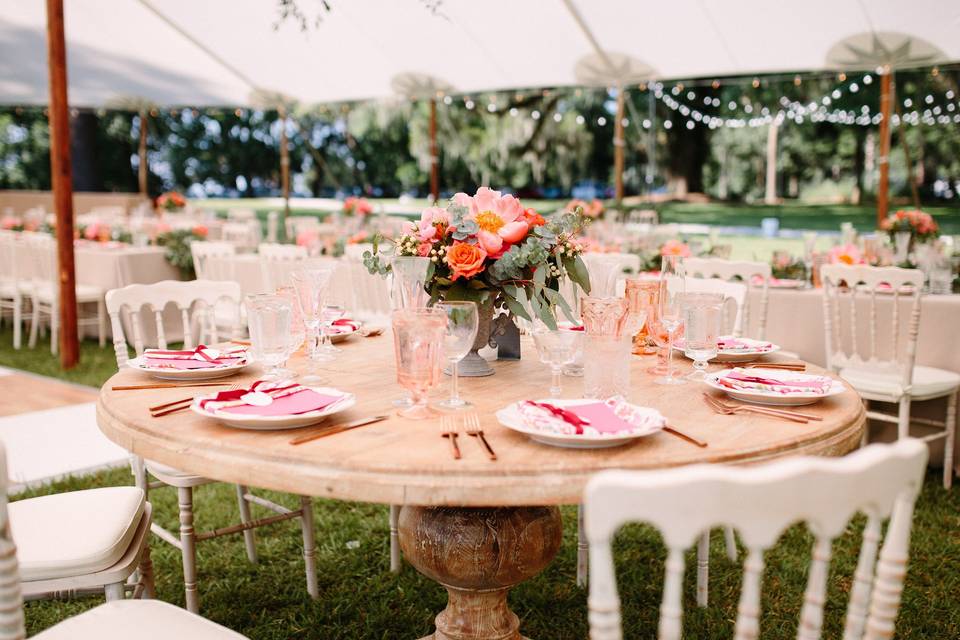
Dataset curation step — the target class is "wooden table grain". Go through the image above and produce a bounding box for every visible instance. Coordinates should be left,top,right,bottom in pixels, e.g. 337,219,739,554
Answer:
96,334,865,640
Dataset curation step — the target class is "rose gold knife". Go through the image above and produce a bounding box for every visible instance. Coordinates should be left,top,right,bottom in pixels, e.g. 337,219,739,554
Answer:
289,415,389,445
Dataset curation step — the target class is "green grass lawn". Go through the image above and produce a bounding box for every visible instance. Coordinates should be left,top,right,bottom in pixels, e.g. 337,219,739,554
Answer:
2,329,959,638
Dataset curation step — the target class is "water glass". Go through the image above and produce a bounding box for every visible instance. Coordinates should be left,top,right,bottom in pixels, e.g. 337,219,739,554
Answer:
290,265,335,383
390,256,431,309
656,254,686,385
319,299,347,355
681,293,724,379
437,301,479,409
246,294,293,381
531,322,584,398
392,308,447,419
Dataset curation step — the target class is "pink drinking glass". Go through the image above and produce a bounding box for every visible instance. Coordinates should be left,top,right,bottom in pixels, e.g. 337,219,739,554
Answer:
392,307,447,419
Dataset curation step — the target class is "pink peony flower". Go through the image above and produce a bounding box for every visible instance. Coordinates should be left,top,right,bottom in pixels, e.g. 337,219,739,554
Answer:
660,239,691,257
415,206,451,242
83,223,99,240
454,187,529,258
828,243,864,265
296,229,319,247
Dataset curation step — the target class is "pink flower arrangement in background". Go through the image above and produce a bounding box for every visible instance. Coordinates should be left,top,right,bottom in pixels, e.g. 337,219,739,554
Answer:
1,216,23,231
828,243,864,265
296,228,319,247
83,222,101,241
343,196,373,217
156,191,186,212
880,209,940,243
566,198,605,219
660,239,692,257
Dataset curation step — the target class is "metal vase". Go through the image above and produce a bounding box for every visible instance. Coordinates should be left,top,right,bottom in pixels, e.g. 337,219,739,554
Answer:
456,297,495,377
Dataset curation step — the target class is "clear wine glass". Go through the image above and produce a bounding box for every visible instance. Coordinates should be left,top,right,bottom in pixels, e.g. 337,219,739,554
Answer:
681,292,724,380
389,256,431,408
436,301,479,409
290,265,335,384
530,321,584,398
273,285,305,379
246,294,293,382
392,307,447,419
656,254,687,385
319,298,347,356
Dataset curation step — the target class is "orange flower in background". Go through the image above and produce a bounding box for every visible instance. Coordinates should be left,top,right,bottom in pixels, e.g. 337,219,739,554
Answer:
192,225,208,238
521,207,545,227
446,241,487,281
660,239,691,257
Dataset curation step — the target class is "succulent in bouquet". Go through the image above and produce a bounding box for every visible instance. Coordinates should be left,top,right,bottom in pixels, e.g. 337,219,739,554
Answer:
364,187,590,328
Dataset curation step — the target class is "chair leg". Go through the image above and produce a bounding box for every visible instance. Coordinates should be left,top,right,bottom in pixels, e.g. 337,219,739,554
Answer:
50,302,59,355
860,398,869,448
897,397,912,440
27,300,39,348
12,296,21,349
235,485,258,564
104,582,126,601
389,505,401,573
178,486,200,614
97,298,107,348
138,541,156,599
577,504,588,587
696,531,710,607
944,391,957,490
300,496,319,600
723,526,738,562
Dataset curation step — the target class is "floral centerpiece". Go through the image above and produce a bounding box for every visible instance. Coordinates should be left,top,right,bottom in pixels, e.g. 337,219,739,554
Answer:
566,198,604,219
880,209,939,244
156,191,187,213
827,243,864,265
343,196,374,218
770,252,807,280
365,187,590,373
153,226,208,279
76,221,132,244
1,216,24,232
638,239,692,272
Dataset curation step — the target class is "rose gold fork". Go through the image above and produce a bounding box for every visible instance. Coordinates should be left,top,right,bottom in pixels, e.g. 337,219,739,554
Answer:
708,394,823,421
441,415,462,460
463,413,497,461
703,394,808,424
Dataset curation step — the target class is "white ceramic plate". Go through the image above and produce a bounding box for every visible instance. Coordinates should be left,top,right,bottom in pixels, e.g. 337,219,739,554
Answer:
675,337,781,363
328,322,361,343
704,372,845,406
190,386,356,430
126,355,251,381
495,398,664,449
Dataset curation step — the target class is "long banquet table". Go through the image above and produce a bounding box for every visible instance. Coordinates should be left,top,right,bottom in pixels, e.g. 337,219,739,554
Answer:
96,335,864,639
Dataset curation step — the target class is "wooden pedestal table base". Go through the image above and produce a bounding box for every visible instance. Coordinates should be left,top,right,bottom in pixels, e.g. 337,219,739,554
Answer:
399,505,563,640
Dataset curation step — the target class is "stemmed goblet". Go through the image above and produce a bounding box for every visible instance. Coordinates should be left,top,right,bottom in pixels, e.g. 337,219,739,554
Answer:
246,294,293,382
392,307,447,419
290,265,335,384
656,254,686,385
437,301,479,409
530,321,584,398
681,292,724,379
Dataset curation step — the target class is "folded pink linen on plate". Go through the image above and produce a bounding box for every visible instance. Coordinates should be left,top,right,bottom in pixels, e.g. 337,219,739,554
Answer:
518,398,665,436
199,381,342,416
718,369,833,395
143,345,247,369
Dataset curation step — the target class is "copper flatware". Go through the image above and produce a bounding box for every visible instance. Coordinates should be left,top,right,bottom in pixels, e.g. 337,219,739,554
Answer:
663,425,707,448
703,394,809,424
150,384,240,417
441,415,462,460
150,403,192,418
289,415,389,445
708,394,823,421
230,340,251,346
113,382,232,391
745,362,806,371
463,413,496,461
359,327,384,337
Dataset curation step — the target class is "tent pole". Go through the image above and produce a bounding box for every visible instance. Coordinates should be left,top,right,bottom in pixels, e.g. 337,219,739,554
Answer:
138,109,148,200
429,98,439,203
876,68,893,227
45,0,79,368
278,104,290,234
613,86,626,203
894,102,921,208
646,90,656,193
764,121,779,204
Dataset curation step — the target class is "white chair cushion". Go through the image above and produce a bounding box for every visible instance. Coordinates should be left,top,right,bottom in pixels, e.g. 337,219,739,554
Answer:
10,487,145,581
145,459,211,487
840,364,960,400
28,282,103,303
33,599,248,639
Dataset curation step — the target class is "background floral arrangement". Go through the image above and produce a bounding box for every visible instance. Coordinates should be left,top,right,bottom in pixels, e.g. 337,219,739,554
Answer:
365,187,590,327
156,191,187,212
566,198,604,219
153,226,209,279
770,251,808,279
880,209,939,243
342,196,373,217
76,221,132,244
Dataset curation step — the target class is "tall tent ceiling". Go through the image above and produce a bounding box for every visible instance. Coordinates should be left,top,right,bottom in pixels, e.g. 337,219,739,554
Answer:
2,0,959,108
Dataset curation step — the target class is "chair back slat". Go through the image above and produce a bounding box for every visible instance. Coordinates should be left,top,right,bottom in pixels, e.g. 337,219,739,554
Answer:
848,288,859,359
684,277,746,336
683,258,771,339
0,444,25,640
258,243,308,292
105,280,243,370
842,515,882,640
190,241,235,280
584,440,928,640
868,290,878,361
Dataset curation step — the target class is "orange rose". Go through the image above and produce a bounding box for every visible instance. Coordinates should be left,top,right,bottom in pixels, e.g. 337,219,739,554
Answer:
446,241,487,281
522,207,545,227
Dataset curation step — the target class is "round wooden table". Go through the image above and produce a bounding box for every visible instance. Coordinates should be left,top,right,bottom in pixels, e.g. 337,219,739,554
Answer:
97,335,865,640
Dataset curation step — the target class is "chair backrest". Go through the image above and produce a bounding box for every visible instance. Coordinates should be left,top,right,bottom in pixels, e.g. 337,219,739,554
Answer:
105,280,242,368
227,208,256,222
285,215,320,239
684,276,746,336
684,258,770,339
222,222,260,250
585,439,928,640
258,243,308,291
0,442,26,640
190,241,235,280
820,265,924,387
0,232,19,283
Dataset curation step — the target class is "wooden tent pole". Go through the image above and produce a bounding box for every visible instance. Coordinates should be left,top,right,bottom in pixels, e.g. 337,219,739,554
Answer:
138,109,148,199
613,86,626,202
45,0,79,368
278,103,290,232
764,121,779,204
894,102,921,208
876,68,894,227
429,98,439,203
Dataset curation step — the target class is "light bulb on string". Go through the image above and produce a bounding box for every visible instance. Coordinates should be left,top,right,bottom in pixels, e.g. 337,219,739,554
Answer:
863,75,872,85
597,116,607,126
531,110,540,120
663,120,673,129
686,120,695,130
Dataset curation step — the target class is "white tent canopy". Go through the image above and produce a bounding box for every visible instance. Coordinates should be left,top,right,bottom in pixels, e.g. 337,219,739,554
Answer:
2,0,959,107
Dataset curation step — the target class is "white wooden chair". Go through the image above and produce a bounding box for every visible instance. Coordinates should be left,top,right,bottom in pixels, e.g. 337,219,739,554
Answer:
21,234,106,354
258,243,308,292
285,215,321,240
0,231,25,349
585,439,928,640
684,258,771,339
105,280,318,614
222,221,260,252
822,264,958,489
190,241,236,281
343,244,391,323
0,444,248,640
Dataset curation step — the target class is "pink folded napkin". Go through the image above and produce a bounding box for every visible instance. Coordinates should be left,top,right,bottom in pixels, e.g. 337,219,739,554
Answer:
718,368,834,395
517,398,666,437
716,337,773,352
199,381,343,416
143,345,247,370
327,319,360,335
